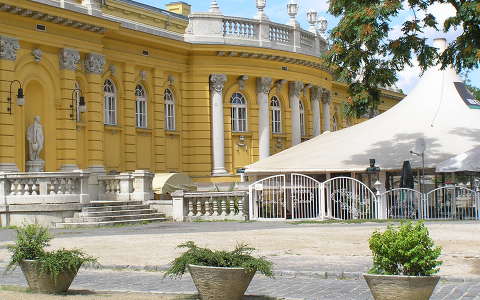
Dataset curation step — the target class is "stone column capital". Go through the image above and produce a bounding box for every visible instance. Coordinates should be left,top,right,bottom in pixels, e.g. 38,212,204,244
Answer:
85,53,105,74
0,36,20,61
289,81,304,98
256,77,273,95
210,74,227,93
311,86,322,102
59,48,80,70
321,89,331,104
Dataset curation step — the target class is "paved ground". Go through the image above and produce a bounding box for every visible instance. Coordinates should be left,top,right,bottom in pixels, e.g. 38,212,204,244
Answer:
1,221,480,299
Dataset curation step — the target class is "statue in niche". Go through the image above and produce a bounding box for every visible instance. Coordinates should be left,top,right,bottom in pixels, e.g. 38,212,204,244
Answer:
27,116,44,161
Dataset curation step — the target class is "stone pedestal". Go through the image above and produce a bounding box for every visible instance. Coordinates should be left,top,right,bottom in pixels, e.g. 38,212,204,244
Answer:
26,160,45,172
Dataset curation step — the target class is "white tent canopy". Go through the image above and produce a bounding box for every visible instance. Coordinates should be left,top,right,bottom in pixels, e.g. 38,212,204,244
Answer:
246,39,480,175
436,146,480,173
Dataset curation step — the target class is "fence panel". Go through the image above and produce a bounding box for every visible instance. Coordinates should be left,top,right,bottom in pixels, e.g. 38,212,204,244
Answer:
249,175,286,220
323,177,378,220
425,186,478,220
290,174,322,220
382,188,424,220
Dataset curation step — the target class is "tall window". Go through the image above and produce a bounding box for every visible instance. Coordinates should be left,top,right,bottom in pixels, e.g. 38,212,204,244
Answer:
231,92,247,132
270,96,281,134
74,81,81,122
104,79,117,125
332,114,338,131
135,85,147,128
300,101,305,136
164,88,175,131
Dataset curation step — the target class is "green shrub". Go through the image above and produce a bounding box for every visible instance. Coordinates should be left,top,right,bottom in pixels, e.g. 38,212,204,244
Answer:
165,241,273,278
368,221,442,276
6,224,98,279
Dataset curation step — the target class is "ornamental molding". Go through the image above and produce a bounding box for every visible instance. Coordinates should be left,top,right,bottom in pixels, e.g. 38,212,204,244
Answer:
275,79,287,94
321,89,331,104
59,48,80,70
85,53,105,74
237,75,248,91
0,36,20,61
210,74,227,94
289,81,304,98
32,48,42,62
256,77,272,95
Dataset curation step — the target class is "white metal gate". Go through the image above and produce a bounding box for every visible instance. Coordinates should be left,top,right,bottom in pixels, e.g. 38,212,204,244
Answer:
249,175,286,220
382,188,424,220
290,173,322,220
323,177,378,220
425,186,479,220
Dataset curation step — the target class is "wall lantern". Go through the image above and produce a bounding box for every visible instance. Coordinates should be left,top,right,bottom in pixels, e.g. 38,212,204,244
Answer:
287,0,299,26
7,80,24,114
71,88,87,121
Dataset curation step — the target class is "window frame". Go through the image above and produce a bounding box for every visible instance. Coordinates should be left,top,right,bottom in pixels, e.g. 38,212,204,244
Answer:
164,88,176,131
230,92,248,133
135,84,148,128
270,96,282,134
300,100,306,136
103,79,117,125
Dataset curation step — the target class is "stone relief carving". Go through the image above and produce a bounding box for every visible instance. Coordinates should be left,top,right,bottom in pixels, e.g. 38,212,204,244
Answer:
256,77,272,94
84,53,105,74
289,81,304,98
275,79,287,94
109,64,116,75
237,75,248,91
32,49,42,62
59,48,80,70
27,116,44,162
209,74,227,93
0,36,20,61
167,75,175,86
140,70,147,81
321,89,331,104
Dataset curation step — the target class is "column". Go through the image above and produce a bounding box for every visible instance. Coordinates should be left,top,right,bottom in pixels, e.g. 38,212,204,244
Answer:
84,53,106,173
152,69,166,172
210,74,228,175
289,81,303,146
322,89,331,132
257,77,272,160
123,64,136,171
58,48,81,171
311,86,321,137
0,36,20,172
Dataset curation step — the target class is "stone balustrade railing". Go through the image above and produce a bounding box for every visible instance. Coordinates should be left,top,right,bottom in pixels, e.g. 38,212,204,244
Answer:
0,171,90,205
185,13,327,58
171,190,248,222
98,170,154,202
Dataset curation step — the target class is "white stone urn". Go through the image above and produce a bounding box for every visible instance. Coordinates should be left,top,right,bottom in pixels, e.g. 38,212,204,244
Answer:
364,274,440,300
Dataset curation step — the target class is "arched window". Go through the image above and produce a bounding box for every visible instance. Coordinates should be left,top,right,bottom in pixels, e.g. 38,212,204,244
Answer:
270,96,281,134
300,101,305,136
135,85,147,128
230,92,247,132
104,79,117,125
74,81,82,122
164,88,175,131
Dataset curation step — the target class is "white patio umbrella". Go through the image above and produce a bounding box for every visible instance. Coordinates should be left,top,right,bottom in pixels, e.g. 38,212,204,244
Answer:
436,146,480,173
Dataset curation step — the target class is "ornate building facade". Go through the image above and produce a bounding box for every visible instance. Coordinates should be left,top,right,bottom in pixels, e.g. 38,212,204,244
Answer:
0,0,403,182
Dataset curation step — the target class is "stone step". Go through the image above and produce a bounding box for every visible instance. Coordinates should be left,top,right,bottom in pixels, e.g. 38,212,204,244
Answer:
65,213,165,223
55,217,167,229
82,204,151,213
88,200,143,207
76,208,157,217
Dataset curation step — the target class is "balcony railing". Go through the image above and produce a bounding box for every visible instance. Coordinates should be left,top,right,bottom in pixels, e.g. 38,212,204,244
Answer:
185,14,327,58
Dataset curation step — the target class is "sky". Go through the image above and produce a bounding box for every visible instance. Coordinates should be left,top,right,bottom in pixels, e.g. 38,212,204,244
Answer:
136,0,479,94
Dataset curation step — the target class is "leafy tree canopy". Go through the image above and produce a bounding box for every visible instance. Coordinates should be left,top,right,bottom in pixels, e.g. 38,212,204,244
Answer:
325,0,480,119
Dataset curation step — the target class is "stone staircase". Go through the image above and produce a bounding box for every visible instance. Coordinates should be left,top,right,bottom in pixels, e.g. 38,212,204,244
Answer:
56,200,167,228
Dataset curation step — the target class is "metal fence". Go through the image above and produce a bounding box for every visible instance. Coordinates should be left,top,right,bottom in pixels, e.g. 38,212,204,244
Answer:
248,174,480,221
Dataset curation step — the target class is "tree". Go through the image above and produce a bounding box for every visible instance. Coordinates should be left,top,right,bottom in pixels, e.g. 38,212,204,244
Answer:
325,0,480,119
467,84,480,99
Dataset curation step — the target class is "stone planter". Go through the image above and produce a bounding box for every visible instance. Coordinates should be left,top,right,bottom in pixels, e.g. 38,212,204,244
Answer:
364,274,440,300
188,264,255,300
19,260,80,294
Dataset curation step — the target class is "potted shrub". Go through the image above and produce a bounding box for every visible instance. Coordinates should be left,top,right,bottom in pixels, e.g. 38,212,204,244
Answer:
6,224,97,294
165,241,273,300
364,221,442,300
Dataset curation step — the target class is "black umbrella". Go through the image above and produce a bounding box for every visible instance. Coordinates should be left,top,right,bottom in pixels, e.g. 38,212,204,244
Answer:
400,161,414,189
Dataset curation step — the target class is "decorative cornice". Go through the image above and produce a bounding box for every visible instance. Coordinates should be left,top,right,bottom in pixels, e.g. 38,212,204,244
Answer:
85,53,105,74
210,74,227,93
0,35,19,61
256,77,272,95
59,48,80,70
289,81,304,98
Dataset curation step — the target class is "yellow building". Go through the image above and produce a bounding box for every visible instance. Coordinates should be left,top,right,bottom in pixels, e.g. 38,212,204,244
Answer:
0,0,403,183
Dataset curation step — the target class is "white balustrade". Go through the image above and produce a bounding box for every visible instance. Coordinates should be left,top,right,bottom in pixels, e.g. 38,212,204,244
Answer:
223,18,258,39
269,25,291,44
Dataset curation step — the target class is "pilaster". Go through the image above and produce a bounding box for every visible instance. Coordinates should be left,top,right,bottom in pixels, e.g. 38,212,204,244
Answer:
289,81,303,146
152,68,166,172
322,89,331,132
0,36,20,172
123,64,136,171
311,86,321,137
